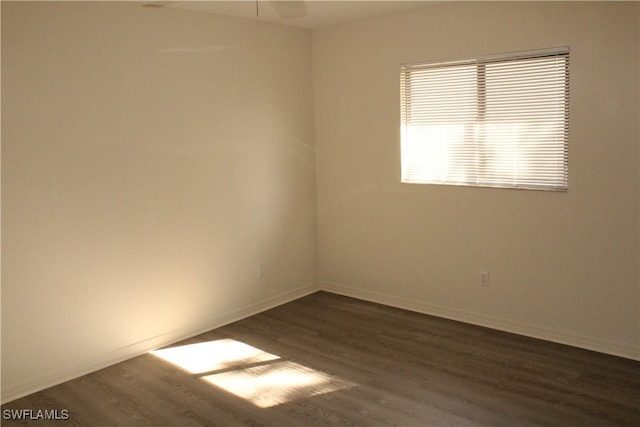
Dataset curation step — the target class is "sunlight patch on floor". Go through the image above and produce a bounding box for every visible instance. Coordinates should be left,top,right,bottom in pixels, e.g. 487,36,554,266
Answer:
149,338,279,374
149,338,354,407
202,360,353,408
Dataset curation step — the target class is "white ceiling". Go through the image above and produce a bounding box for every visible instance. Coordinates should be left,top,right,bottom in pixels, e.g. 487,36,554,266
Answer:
142,1,434,29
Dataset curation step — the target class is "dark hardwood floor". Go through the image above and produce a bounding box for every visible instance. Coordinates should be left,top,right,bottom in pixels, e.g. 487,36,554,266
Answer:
3,291,639,426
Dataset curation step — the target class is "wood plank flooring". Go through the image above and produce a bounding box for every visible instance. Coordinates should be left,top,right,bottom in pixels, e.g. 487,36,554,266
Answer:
3,291,639,426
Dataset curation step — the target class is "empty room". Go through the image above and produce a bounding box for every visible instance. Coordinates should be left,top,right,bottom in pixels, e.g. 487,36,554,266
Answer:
2,1,639,425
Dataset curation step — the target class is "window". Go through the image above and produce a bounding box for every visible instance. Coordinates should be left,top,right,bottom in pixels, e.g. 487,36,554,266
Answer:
400,47,569,191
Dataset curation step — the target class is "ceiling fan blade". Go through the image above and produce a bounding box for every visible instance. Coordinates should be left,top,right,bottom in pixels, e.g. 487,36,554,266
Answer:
141,1,179,8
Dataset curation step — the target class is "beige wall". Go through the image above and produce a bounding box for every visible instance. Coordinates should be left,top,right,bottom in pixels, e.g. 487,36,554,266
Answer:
2,2,317,401
314,1,639,359
2,0,639,405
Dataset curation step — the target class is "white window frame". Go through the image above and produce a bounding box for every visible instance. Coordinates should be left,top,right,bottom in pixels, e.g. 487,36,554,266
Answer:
400,47,569,191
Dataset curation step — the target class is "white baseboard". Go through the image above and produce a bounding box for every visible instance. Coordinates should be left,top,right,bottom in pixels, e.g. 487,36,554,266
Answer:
2,282,319,404
320,281,640,361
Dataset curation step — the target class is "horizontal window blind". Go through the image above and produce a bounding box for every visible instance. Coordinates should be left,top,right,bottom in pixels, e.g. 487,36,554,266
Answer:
400,47,569,191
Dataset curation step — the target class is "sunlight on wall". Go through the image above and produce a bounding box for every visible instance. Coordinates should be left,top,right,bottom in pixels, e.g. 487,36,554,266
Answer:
149,338,354,408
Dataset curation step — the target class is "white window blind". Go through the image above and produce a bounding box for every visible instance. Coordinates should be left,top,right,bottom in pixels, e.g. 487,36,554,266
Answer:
400,47,569,191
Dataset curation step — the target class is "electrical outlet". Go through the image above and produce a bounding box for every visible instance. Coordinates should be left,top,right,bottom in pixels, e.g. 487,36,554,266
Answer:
480,271,489,286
